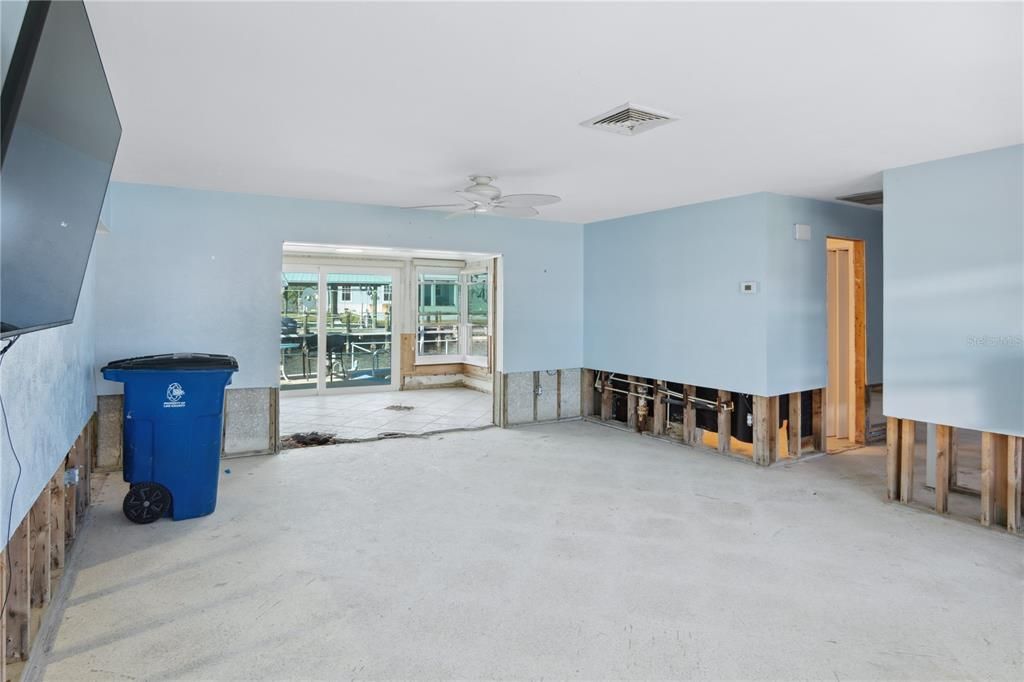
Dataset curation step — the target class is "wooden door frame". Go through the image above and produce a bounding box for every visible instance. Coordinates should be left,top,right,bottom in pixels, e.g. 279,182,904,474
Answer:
826,237,867,448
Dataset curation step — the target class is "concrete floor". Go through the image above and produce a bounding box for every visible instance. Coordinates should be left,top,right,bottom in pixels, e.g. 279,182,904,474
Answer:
280,387,493,439
30,422,1023,680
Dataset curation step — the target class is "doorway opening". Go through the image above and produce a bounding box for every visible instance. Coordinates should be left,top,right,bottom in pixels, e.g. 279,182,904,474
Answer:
277,243,500,443
825,237,866,453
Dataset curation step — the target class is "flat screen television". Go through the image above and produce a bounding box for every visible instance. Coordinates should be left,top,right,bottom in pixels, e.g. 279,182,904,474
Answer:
1,0,121,338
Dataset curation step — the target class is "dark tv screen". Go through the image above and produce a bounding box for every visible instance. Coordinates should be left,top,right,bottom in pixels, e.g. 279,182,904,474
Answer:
1,0,121,338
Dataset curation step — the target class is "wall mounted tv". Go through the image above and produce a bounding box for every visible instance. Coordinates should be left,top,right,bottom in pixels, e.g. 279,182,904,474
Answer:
1,0,121,338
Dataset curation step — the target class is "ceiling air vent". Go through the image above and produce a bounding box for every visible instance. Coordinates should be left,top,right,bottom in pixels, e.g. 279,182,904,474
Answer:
581,102,677,136
836,190,883,206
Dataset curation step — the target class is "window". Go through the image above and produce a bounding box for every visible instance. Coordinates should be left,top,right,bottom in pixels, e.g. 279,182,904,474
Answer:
415,266,491,365
383,285,392,302
467,272,489,360
339,284,352,302
417,273,460,357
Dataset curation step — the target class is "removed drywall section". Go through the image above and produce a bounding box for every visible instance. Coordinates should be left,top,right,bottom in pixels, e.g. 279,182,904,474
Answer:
763,194,883,395
883,145,1024,437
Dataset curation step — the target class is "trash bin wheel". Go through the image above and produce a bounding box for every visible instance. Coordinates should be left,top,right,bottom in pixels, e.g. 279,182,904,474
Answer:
123,482,171,524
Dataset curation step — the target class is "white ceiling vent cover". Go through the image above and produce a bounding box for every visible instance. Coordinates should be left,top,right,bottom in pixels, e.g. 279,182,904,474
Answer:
580,102,677,136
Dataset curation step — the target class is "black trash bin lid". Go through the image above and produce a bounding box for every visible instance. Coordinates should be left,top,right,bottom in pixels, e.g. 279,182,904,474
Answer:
102,353,239,371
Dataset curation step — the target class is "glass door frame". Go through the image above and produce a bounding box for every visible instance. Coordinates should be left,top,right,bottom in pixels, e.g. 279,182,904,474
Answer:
281,260,402,396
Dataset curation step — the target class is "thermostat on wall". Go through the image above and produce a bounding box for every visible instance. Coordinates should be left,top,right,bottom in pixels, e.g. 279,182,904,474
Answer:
740,281,758,294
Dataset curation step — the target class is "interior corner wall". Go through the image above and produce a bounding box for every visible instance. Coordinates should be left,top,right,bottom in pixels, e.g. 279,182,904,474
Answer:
0,249,98,546
883,145,1024,437
583,193,772,396
763,194,883,395
93,183,583,395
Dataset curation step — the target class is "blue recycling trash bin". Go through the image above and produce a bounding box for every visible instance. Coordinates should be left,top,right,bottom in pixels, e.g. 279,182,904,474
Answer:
101,353,238,524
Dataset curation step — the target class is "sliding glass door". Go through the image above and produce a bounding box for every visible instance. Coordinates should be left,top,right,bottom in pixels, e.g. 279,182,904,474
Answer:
281,264,399,394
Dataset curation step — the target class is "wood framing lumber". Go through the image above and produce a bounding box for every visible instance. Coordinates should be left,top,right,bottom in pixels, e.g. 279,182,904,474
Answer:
752,396,770,466
717,390,731,453
812,389,824,452
4,516,30,662
981,431,996,527
653,381,667,436
29,494,50,609
886,417,901,501
934,425,951,514
788,393,801,459
899,419,915,504
1008,436,1023,534
581,369,595,417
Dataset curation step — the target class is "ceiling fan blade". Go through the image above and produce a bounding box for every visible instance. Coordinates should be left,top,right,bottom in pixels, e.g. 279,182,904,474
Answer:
402,203,471,211
496,193,561,207
489,205,539,218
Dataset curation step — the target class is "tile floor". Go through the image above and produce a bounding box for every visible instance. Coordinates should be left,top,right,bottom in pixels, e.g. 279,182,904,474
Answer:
279,387,493,440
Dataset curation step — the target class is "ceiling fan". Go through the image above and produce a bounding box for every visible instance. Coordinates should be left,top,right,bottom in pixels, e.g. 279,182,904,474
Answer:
404,176,560,218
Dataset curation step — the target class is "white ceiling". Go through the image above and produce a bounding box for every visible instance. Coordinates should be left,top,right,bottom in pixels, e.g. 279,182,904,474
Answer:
87,1,1022,224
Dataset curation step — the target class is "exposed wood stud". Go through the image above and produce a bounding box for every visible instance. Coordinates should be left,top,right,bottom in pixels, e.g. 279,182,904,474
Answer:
899,419,916,504
852,240,867,444
581,369,595,417
885,417,901,501
981,431,996,527
600,373,612,421
627,376,638,431
949,428,960,490
29,493,51,610
50,467,66,573
752,395,770,466
811,389,824,452
767,396,779,464
5,516,30,662
934,424,951,514
653,381,667,436
994,433,1009,527
717,390,731,453
1008,436,1023,534
788,392,801,459
65,455,77,545
682,385,697,446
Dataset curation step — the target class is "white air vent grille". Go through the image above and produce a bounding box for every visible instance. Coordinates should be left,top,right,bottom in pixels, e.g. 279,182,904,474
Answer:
581,102,677,136
837,190,883,206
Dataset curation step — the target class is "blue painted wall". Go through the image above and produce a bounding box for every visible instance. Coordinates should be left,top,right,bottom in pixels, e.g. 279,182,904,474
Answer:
765,194,883,394
583,192,882,396
584,193,772,395
883,145,1023,436
94,183,584,392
